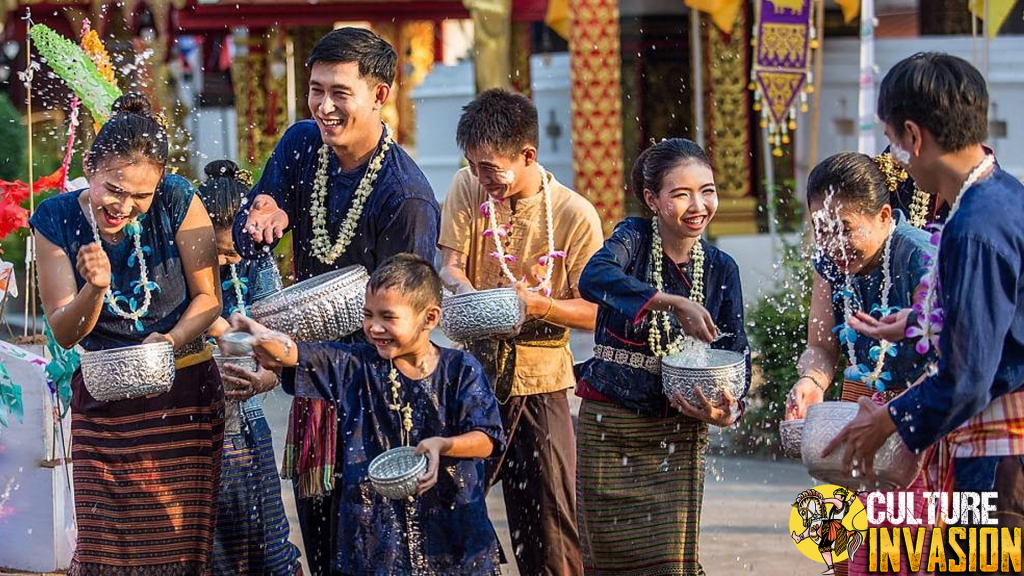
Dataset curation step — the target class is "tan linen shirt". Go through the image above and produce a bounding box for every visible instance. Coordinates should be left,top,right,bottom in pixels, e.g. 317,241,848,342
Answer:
439,167,604,396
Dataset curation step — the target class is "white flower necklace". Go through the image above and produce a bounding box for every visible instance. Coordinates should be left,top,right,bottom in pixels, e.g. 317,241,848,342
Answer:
228,263,247,316
86,201,152,328
309,123,393,265
839,221,895,389
909,154,995,354
387,364,414,447
647,217,705,358
482,164,565,296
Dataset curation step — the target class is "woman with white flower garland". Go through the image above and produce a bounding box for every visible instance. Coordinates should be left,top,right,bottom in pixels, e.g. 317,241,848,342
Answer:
31,93,222,575
576,138,749,575
784,152,936,576
231,28,439,574
197,159,301,576
439,89,604,576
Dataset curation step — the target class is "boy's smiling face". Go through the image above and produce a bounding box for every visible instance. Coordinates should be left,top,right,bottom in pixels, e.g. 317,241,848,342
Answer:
362,286,440,360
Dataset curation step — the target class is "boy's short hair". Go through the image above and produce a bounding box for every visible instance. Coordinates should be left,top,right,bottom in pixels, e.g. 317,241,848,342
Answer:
877,52,988,152
367,253,442,311
456,88,539,158
307,27,397,86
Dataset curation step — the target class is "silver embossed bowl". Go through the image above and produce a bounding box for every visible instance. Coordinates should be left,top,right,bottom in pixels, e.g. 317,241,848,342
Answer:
250,265,369,342
368,446,428,500
801,402,924,490
661,349,746,406
441,287,525,342
80,342,175,402
212,349,258,435
780,419,805,459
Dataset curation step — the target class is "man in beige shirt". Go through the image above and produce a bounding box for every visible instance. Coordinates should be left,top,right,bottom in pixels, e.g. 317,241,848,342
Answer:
439,89,603,576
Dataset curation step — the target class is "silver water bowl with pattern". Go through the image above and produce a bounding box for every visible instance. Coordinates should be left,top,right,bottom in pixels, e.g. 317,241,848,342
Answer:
801,402,924,491
80,342,175,402
250,265,369,341
212,348,258,435
779,418,805,459
441,287,525,342
661,349,746,407
368,446,428,500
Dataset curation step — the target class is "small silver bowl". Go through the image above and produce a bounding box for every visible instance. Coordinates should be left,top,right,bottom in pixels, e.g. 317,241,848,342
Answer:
801,402,924,490
440,287,525,342
368,446,428,500
661,349,747,407
80,342,175,402
218,332,255,357
251,265,369,342
212,349,258,436
780,419,805,459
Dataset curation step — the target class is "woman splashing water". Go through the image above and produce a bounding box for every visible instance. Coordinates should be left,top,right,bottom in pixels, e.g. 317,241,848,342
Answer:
785,153,937,576
31,93,223,575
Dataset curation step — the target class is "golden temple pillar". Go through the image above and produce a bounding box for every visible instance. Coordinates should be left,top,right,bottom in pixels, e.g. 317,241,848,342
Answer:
463,0,513,91
569,0,625,237
703,7,757,236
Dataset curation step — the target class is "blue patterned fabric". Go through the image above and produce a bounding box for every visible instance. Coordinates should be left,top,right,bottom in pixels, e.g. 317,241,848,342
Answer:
29,176,195,351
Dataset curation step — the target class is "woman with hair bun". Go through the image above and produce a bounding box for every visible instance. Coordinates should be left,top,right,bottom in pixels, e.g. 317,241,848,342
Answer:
31,93,223,574
197,159,301,575
575,138,750,574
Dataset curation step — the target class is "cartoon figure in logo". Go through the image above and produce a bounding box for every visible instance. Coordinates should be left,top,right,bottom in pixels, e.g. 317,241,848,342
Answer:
791,487,864,575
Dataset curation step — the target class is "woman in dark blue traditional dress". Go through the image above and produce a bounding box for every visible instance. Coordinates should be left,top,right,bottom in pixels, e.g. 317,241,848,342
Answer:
31,93,223,575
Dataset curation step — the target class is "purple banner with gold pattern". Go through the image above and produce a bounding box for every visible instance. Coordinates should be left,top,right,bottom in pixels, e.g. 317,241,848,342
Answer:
753,0,812,130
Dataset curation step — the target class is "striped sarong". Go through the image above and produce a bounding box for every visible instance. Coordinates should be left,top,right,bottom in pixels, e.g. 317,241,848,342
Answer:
213,400,301,575
68,356,224,576
576,399,708,576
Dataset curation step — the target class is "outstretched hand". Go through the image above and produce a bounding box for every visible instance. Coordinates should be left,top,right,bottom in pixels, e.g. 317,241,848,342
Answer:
847,309,910,342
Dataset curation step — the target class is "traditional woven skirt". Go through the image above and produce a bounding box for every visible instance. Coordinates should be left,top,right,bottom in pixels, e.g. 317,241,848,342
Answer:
576,399,709,576
213,399,302,575
68,354,224,576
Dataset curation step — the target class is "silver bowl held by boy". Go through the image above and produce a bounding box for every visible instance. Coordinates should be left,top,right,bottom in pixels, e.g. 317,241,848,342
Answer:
368,446,429,500
250,265,370,342
801,401,924,491
440,287,526,342
661,349,747,407
80,341,176,401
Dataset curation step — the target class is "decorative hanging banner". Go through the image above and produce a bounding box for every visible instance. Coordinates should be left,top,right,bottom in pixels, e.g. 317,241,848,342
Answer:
750,0,817,156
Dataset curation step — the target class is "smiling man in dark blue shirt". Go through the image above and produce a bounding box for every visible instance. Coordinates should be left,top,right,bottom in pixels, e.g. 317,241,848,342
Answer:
828,53,1024,530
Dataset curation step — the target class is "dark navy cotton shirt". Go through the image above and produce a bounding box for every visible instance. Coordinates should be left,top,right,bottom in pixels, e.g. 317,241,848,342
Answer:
890,168,1024,451
577,217,750,416
232,120,440,280
282,343,504,575
30,176,195,351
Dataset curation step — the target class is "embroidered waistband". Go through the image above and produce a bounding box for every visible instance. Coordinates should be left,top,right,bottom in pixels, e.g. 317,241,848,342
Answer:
593,344,661,375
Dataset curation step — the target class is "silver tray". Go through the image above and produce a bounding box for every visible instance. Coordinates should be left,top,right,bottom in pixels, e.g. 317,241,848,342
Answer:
661,349,746,407
80,342,175,402
801,402,924,490
368,446,428,500
250,265,369,341
440,287,525,342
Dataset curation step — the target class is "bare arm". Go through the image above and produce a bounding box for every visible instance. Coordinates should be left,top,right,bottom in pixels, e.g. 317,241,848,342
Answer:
36,233,107,349
786,274,841,419
439,247,475,294
160,195,221,349
517,285,597,331
798,274,841,387
414,430,495,494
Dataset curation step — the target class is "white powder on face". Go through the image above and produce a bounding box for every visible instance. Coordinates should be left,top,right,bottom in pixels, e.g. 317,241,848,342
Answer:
890,142,912,166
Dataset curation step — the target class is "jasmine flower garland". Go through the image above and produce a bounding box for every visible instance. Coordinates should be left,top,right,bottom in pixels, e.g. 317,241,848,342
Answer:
647,217,705,358
309,123,393,265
